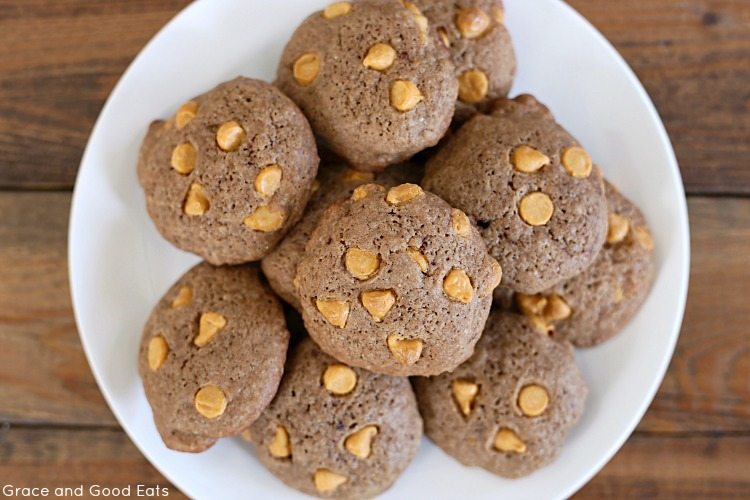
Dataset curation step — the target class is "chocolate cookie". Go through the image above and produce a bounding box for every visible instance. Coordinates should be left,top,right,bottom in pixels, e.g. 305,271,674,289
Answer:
137,77,319,265
138,263,290,452
413,0,516,122
413,311,587,478
423,94,608,294
296,182,502,376
261,160,424,310
250,338,422,498
276,0,457,170
511,180,656,347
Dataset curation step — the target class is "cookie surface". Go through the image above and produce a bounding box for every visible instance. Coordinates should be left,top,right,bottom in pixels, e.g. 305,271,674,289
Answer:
414,0,516,123
138,263,290,452
511,180,656,346
137,76,319,265
423,94,608,294
250,338,422,498
296,183,502,376
261,160,424,310
413,311,587,478
276,0,457,170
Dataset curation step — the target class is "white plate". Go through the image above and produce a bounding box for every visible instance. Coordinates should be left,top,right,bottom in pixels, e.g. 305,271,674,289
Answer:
69,0,690,498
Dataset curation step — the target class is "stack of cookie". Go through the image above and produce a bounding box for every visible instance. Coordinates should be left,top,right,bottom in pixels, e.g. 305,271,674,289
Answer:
136,0,655,497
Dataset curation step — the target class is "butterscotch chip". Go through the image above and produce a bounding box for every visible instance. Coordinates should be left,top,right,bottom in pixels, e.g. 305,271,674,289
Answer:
512,145,550,173
451,379,479,417
528,315,554,336
614,287,625,304
487,258,503,293
387,334,423,365
361,289,397,322
183,182,209,216
494,428,526,453
323,364,358,395
314,469,347,493
255,165,283,198
443,268,474,303
195,311,227,347
344,425,378,459
545,294,571,321
171,285,192,309
455,7,490,39
406,247,429,273
607,212,630,244
244,206,286,232
323,1,352,19
518,384,549,417
561,146,593,178
491,5,505,24
194,385,227,419
458,69,489,104
345,248,381,280
390,80,424,112
216,120,246,152
451,208,472,237
268,426,292,458
633,226,654,251
175,100,199,129
386,183,424,205
293,53,321,86
241,429,253,442
516,293,547,316
351,183,385,201
403,1,429,40
343,169,375,183
316,299,350,328
363,43,396,71
147,336,169,371
519,192,554,226
437,27,450,47
171,143,197,175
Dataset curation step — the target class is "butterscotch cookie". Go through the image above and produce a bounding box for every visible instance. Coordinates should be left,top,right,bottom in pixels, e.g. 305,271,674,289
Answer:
296,183,502,376
423,94,608,294
138,263,290,452
261,161,424,310
511,180,656,346
137,77,319,265
276,0,457,171
250,338,422,498
413,311,587,478
413,0,516,122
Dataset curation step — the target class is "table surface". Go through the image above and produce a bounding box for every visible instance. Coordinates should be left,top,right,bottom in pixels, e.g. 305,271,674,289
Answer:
0,0,748,498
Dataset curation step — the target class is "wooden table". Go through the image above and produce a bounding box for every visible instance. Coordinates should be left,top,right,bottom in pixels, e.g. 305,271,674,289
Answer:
1,1,748,497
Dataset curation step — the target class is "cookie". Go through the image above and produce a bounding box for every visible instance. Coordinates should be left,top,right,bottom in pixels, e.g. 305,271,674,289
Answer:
250,338,422,498
511,180,656,346
138,262,290,452
413,311,587,478
413,0,516,123
276,0,457,171
423,94,608,294
137,76,319,265
296,183,502,376
261,160,424,310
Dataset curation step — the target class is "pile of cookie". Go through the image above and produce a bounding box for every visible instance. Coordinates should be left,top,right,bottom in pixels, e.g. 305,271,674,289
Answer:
137,0,655,496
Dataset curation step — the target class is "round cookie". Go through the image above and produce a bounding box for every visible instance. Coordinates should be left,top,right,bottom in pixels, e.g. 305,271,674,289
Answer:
261,160,424,310
250,338,422,498
511,180,656,347
138,262,290,452
413,0,516,123
137,76,319,265
423,94,608,294
296,183,502,377
413,311,587,478
276,0,457,171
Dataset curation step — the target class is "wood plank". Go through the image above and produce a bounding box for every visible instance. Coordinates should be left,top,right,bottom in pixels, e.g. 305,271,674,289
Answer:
575,433,750,498
0,0,748,193
0,0,190,189
0,426,186,498
567,0,750,194
0,192,115,426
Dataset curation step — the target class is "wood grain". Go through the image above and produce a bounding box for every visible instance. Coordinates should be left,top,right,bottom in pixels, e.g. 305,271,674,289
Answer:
0,426,186,498
0,0,190,189
0,0,748,192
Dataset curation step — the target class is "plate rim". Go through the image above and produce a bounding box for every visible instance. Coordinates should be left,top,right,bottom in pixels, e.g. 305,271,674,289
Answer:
68,0,691,498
